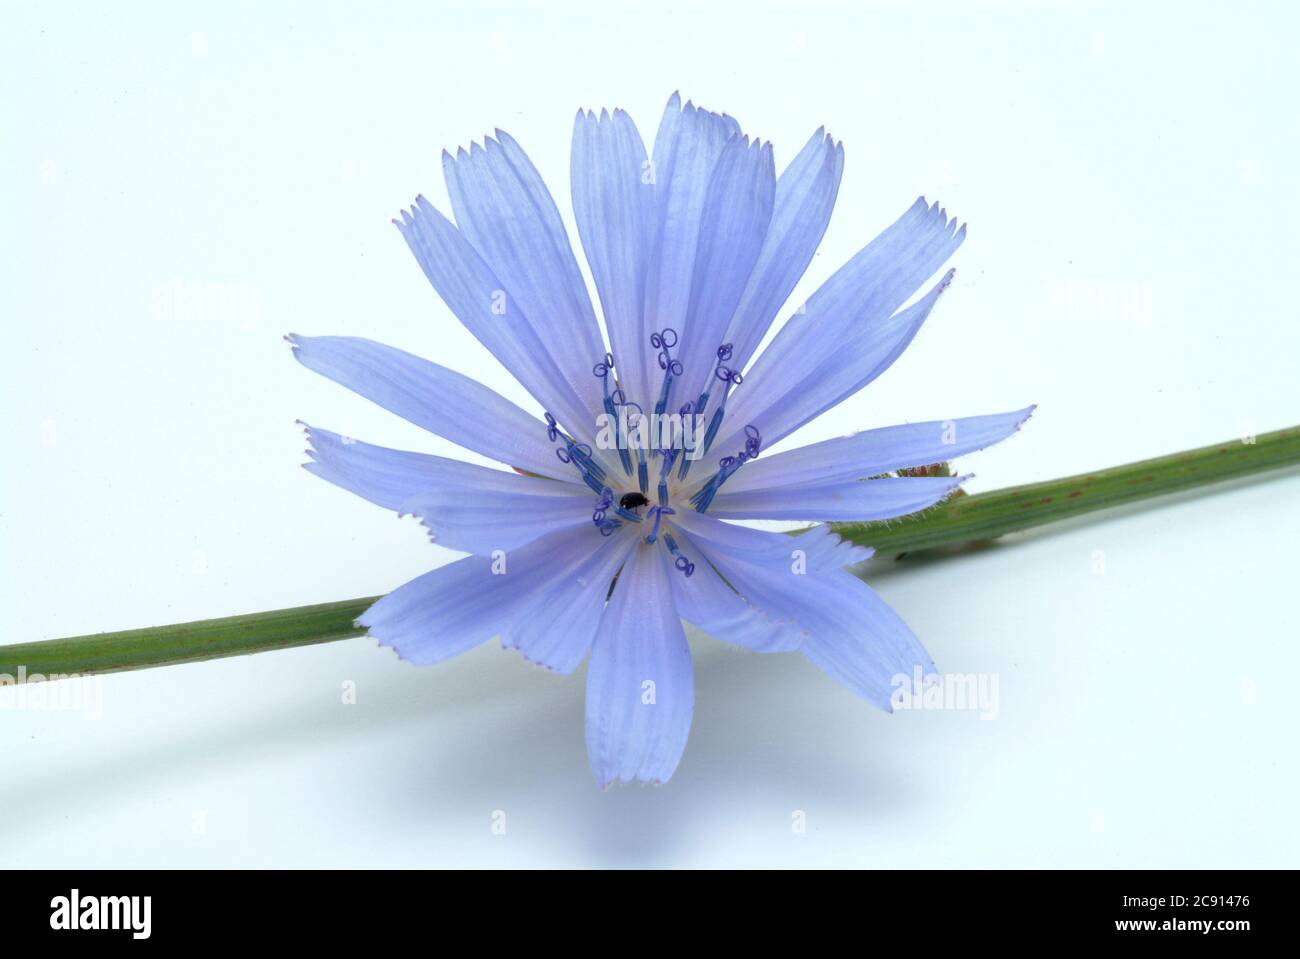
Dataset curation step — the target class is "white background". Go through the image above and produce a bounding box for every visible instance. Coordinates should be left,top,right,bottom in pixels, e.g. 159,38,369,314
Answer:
3,0,1298,867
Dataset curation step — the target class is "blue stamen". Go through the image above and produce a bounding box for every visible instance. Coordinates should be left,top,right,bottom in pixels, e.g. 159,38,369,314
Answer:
650,328,681,419
644,505,675,545
592,487,613,524
663,533,695,578
680,355,742,481
568,441,605,483
547,412,606,493
701,365,743,456
594,355,633,476
558,446,606,495
591,487,621,535
691,424,762,513
673,400,695,480
613,505,643,524
618,399,650,493
691,344,732,420
657,447,679,506
700,407,726,457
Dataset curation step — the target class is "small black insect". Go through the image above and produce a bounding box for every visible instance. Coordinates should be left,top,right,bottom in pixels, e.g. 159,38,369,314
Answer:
619,491,650,511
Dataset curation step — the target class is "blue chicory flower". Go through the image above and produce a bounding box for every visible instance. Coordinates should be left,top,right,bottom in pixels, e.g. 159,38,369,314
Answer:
289,93,1032,787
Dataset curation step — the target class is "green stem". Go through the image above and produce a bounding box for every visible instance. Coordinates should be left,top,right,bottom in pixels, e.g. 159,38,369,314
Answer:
2,597,376,682
835,424,1300,554
4,425,1298,681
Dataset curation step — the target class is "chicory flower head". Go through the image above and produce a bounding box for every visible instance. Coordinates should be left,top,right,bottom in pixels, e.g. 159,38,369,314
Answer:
289,93,1031,787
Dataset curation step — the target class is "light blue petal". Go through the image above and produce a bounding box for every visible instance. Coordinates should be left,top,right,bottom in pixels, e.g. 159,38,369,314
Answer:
641,94,740,406
301,425,446,512
585,543,694,786
706,474,966,522
674,509,872,567
743,269,953,449
723,128,843,375
442,133,607,421
797,575,936,712
674,135,775,405
502,526,638,673
716,199,965,452
571,108,655,409
406,486,592,555
395,197,601,454
303,427,593,554
668,547,804,652
301,424,589,517
288,335,565,479
675,514,931,710
723,407,1035,494
359,527,609,665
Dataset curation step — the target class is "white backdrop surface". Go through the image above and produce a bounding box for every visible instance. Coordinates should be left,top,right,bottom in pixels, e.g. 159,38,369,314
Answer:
2,0,1297,867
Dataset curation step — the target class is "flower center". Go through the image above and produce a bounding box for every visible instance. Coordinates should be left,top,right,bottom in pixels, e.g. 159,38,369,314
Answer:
546,330,766,578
